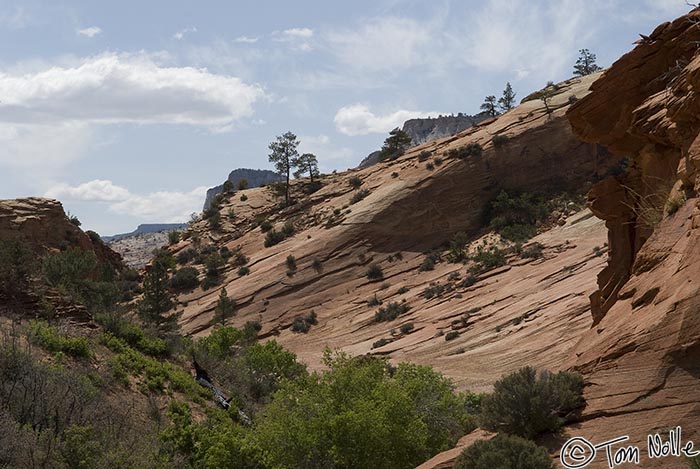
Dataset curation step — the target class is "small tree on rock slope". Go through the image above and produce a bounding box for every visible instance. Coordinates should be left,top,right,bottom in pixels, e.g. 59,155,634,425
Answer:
268,131,300,205
573,49,601,76
379,128,412,161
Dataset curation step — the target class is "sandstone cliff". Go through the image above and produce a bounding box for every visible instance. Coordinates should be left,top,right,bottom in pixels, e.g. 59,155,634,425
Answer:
166,73,618,395
563,9,700,467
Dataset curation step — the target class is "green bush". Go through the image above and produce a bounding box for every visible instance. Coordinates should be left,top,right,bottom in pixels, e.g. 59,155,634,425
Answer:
169,267,200,291
418,150,431,162
168,231,181,245
366,263,384,281
240,194,248,201
264,229,285,247
177,248,197,265
400,323,415,334
423,282,447,299
0,238,35,300
426,162,435,170
260,220,273,232
480,367,584,439
445,331,459,341
238,266,251,276
469,246,507,274
521,242,544,259
420,251,441,271
453,434,554,469
374,301,411,322
254,352,477,469
488,191,548,242
29,321,91,358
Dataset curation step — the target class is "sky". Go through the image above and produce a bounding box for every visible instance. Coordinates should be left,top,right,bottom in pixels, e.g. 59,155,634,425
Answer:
0,0,691,235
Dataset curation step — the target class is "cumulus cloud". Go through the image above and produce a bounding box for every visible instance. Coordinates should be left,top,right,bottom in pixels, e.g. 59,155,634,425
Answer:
77,26,102,38
173,26,197,40
0,52,266,131
45,179,208,222
334,104,441,136
45,179,130,201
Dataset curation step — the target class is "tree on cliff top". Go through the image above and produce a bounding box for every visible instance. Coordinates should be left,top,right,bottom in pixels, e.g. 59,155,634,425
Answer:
268,131,300,205
293,152,320,183
378,128,412,161
573,49,601,76
480,95,498,117
498,83,516,112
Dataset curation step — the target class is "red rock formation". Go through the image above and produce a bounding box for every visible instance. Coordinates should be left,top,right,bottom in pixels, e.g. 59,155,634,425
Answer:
565,9,700,467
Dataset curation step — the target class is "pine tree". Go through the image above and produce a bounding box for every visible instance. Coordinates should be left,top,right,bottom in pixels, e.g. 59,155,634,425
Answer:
378,128,412,161
480,95,498,117
292,153,320,183
573,49,601,77
498,83,516,112
268,131,300,205
139,252,179,331
214,288,235,326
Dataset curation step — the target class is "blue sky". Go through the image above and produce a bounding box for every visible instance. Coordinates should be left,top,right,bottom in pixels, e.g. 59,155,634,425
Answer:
0,0,690,235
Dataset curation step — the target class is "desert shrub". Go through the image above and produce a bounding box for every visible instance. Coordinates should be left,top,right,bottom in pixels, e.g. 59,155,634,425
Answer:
260,220,273,232
264,229,286,247
208,212,222,231
222,180,234,193
168,231,181,245
0,238,35,301
488,190,548,242
240,194,248,201
400,323,415,334
445,331,459,341
492,134,509,147
237,266,250,276
366,263,384,281
177,248,197,265
349,176,363,189
420,251,441,271
291,312,317,333
391,172,399,178
86,230,102,243
312,258,323,272
397,286,409,294
666,192,687,215
68,213,82,226
350,188,370,204
374,301,411,322
448,232,470,262
433,156,443,166
480,367,584,439
367,294,382,307
28,321,91,358
281,221,295,237
372,338,393,349
454,434,554,469
521,242,544,259
447,143,483,159
169,267,200,291
232,248,249,267
418,150,431,162
285,255,297,272
423,282,447,299
200,276,220,291
469,246,507,274
426,162,435,170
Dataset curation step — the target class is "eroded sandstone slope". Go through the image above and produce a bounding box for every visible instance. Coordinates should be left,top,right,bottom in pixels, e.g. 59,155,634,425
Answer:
169,73,617,392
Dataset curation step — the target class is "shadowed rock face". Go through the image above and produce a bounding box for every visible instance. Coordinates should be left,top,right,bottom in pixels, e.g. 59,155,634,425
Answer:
564,9,700,466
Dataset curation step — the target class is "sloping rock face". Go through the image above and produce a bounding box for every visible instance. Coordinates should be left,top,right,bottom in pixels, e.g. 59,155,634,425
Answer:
169,73,619,396
565,10,700,467
0,197,122,270
203,168,281,210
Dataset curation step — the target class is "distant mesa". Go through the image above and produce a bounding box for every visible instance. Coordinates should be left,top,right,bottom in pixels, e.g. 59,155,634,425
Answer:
203,168,281,210
102,223,187,243
358,113,488,168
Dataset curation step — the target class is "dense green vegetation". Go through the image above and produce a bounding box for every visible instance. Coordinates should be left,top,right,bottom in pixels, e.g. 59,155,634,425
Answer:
454,434,554,469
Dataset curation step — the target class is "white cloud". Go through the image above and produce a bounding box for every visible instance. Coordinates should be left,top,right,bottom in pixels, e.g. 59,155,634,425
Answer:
0,52,266,131
299,134,355,170
45,179,130,201
45,179,208,222
272,27,314,51
279,27,314,39
326,17,432,72
77,26,102,38
334,104,442,136
234,36,259,43
173,26,197,40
